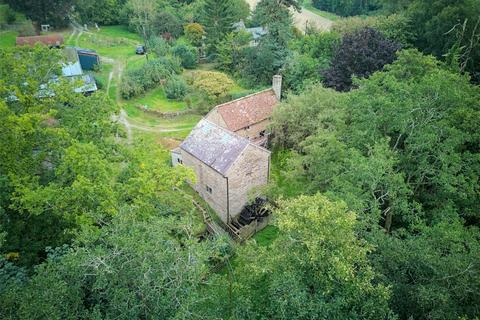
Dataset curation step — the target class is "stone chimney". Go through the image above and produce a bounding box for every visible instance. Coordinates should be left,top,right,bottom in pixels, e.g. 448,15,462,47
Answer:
272,75,282,100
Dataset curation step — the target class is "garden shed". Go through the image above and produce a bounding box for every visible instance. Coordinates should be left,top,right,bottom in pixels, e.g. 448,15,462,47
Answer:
76,48,100,70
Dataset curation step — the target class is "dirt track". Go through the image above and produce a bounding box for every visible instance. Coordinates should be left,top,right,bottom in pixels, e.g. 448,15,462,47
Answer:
245,0,332,31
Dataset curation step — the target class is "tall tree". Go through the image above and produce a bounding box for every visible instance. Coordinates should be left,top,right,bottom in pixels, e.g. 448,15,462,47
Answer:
125,0,157,45
201,0,236,54
5,0,74,27
191,194,394,319
323,27,402,91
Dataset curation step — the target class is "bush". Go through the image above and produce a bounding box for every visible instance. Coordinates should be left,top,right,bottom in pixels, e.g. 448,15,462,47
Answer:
184,23,205,47
156,56,182,75
172,44,198,69
333,14,416,46
18,23,36,37
120,58,180,99
323,28,402,91
147,36,171,57
190,71,234,100
164,76,187,100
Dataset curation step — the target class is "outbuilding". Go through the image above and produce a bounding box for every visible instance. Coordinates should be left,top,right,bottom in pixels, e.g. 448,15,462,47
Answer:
76,48,100,71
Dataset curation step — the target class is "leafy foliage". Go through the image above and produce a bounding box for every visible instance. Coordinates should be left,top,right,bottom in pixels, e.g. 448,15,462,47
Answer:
192,194,394,319
311,0,380,16
323,27,402,91
74,0,125,25
201,0,237,54
120,57,181,99
5,0,74,27
189,70,234,100
272,49,480,319
172,43,199,69
164,76,188,100
184,23,205,47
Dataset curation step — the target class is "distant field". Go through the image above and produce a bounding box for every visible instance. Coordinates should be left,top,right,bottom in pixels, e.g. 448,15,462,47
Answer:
302,0,340,21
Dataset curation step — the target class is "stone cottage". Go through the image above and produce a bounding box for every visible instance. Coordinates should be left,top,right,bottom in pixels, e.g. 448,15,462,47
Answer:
205,75,282,146
172,119,270,224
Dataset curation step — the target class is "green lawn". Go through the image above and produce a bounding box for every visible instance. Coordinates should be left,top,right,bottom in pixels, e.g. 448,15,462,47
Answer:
97,25,142,42
68,26,142,60
124,87,188,113
0,31,17,48
126,55,147,71
302,0,340,21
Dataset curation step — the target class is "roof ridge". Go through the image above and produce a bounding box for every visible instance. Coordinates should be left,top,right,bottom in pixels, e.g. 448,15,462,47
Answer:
202,119,250,142
202,119,270,154
213,88,275,111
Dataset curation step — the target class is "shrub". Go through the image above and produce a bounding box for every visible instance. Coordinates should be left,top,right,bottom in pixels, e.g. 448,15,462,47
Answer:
323,28,402,91
172,44,198,69
184,23,205,47
333,14,416,46
164,76,187,100
190,71,234,100
147,36,171,57
156,56,182,75
120,57,180,99
18,23,36,37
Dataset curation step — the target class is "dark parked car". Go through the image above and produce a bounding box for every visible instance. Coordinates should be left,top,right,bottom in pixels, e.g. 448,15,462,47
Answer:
135,45,146,55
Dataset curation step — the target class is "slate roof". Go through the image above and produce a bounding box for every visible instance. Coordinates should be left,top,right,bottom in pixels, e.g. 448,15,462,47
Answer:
180,119,250,175
214,89,278,132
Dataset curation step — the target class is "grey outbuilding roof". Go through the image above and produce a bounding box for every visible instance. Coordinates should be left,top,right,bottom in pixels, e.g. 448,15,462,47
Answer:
180,119,250,175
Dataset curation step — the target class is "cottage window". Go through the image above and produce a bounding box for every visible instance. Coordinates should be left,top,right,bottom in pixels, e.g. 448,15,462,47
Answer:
177,158,183,164
206,185,213,194
259,130,266,137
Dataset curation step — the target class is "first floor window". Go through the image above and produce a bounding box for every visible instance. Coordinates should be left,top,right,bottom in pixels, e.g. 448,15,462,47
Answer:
206,185,213,194
259,130,266,137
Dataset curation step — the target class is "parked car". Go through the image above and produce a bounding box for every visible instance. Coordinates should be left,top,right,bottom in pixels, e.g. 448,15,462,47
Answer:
135,45,146,55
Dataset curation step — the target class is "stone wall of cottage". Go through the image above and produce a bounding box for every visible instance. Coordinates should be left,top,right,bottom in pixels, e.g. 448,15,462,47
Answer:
235,119,270,142
226,145,270,219
171,149,182,167
180,150,229,222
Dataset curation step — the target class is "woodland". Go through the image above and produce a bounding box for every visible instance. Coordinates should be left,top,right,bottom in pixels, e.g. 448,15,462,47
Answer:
0,0,479,319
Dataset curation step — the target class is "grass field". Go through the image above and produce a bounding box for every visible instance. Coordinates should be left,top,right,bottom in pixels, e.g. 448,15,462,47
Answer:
0,31,17,48
66,26,142,60
124,87,188,113
302,0,340,21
